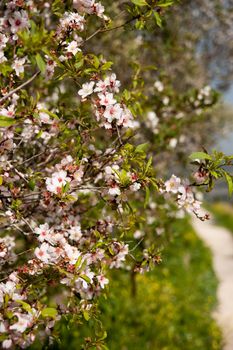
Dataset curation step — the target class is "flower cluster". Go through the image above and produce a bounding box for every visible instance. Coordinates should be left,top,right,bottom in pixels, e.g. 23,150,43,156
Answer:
58,11,85,36
73,0,106,19
0,3,29,66
78,74,139,129
0,272,36,348
45,155,84,195
164,175,208,220
0,235,16,267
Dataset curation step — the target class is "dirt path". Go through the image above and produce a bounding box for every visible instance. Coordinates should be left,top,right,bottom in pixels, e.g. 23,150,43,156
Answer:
192,217,233,350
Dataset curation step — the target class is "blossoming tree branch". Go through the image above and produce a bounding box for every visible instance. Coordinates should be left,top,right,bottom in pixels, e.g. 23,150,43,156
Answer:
0,0,232,348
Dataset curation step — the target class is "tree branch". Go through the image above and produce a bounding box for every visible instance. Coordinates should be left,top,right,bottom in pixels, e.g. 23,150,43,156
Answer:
0,71,40,105
82,14,142,45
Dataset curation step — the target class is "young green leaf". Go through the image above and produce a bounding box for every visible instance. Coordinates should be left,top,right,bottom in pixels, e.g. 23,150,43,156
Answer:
0,116,16,127
189,152,212,161
16,300,32,313
223,171,233,196
35,53,46,73
135,143,149,153
157,0,174,7
41,307,58,318
154,11,162,28
131,0,147,6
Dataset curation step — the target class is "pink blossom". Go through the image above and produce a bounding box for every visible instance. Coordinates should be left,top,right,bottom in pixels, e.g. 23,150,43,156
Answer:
98,92,116,106
2,339,13,349
108,184,121,196
34,242,51,264
0,105,15,118
46,170,71,195
104,103,123,122
8,10,29,33
9,313,33,333
97,275,109,289
64,244,81,265
68,225,82,241
130,182,141,192
165,175,182,194
34,223,52,242
73,0,95,13
0,33,8,50
105,73,121,93
94,80,108,93
60,12,85,32
0,51,7,63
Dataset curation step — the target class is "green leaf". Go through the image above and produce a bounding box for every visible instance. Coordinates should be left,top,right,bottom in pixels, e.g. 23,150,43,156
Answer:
75,59,84,70
99,330,108,341
35,53,46,73
157,0,174,7
28,179,35,190
83,310,90,321
52,0,64,16
41,307,58,318
189,152,212,161
0,176,3,186
0,64,12,77
118,169,130,186
0,116,16,127
123,89,131,101
75,255,83,268
145,156,153,174
223,172,233,196
150,178,158,190
210,170,220,179
16,300,32,313
80,274,90,283
93,55,100,69
131,0,147,5
108,246,114,255
135,143,149,153
154,11,162,28
101,61,113,71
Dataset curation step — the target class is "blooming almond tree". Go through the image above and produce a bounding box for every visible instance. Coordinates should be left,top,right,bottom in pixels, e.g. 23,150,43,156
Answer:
0,0,232,348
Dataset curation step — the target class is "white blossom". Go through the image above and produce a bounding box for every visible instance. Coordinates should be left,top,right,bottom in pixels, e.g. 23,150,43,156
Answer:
78,82,95,99
165,175,182,194
12,57,27,76
66,40,81,56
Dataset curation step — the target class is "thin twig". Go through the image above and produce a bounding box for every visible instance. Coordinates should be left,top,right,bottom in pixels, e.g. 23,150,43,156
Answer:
12,224,26,235
17,248,33,256
20,151,45,165
82,14,142,45
116,125,123,145
21,217,34,233
130,237,144,252
7,161,29,184
0,71,40,105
